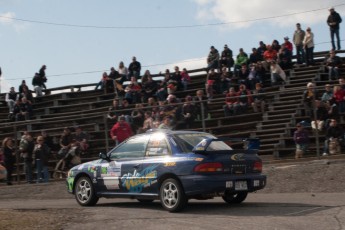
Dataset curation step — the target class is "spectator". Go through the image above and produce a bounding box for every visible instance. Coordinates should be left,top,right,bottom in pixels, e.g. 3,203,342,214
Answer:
278,44,292,70
161,94,180,125
147,97,159,120
262,45,278,70
110,116,133,146
108,67,120,80
118,61,129,83
270,61,286,85
2,137,16,185
257,41,267,57
324,49,342,80
139,111,154,133
181,68,191,91
255,62,267,85
220,44,234,70
223,87,239,116
246,64,258,90
238,64,250,86
16,97,33,121
121,99,133,123
303,27,315,66
219,67,231,94
249,48,263,64
95,72,108,90
34,136,50,183
339,78,345,90
311,100,329,132
236,84,253,115
38,65,47,89
41,130,59,153
131,103,145,133
18,80,28,94
124,76,142,104
156,69,170,101
57,127,74,159
158,116,173,130
74,126,90,154
293,23,306,64
234,48,249,76
193,90,209,120
107,98,121,121
205,68,219,101
283,36,293,53
303,82,316,117
271,40,281,52
19,131,35,184
293,123,310,159
332,85,345,113
181,95,197,129
171,66,183,91
251,83,266,113
327,7,342,51
32,72,45,97
5,87,18,113
128,56,141,79
207,46,220,71
323,119,344,156
321,84,333,105
19,86,34,104
141,72,158,103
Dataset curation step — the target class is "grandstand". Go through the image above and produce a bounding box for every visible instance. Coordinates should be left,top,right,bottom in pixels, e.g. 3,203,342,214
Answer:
0,49,344,182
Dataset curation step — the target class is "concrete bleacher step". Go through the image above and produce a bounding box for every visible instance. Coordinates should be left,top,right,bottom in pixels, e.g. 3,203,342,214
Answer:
257,122,290,131
254,127,290,136
264,113,294,121
265,108,298,116
261,118,293,126
269,103,300,111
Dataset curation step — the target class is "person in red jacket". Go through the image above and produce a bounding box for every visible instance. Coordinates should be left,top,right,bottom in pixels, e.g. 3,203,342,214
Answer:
110,116,133,146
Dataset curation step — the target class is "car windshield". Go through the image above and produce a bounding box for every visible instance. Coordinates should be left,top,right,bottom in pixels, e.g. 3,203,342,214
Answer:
174,133,232,152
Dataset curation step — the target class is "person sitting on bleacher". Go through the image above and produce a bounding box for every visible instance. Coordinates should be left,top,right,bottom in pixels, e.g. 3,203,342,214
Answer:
220,44,234,70
324,50,342,80
181,68,191,91
223,87,239,117
311,100,329,132
278,43,292,70
251,83,266,113
16,97,33,121
262,45,277,71
74,126,90,155
270,61,286,86
321,84,334,106
332,85,345,113
323,119,344,156
234,48,249,76
107,98,122,121
141,73,158,103
193,90,209,120
219,67,231,94
57,127,74,159
303,82,316,117
124,77,142,104
131,103,145,134
19,86,34,104
205,68,220,102
128,56,141,79
207,46,220,71
5,87,19,114
95,72,108,90
339,78,345,90
236,84,253,115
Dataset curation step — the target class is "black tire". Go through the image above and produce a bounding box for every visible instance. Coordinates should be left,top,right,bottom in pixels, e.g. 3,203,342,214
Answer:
159,178,187,212
222,191,248,204
75,176,99,206
137,199,154,203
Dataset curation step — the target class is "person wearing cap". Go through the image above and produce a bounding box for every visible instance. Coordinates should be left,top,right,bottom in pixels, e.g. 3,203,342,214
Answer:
220,44,234,70
324,49,342,80
327,7,342,50
207,46,220,71
283,37,293,53
303,27,315,66
293,23,305,64
293,123,309,159
110,116,133,146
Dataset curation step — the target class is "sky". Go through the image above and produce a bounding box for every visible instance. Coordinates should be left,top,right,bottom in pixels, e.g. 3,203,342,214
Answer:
0,0,345,93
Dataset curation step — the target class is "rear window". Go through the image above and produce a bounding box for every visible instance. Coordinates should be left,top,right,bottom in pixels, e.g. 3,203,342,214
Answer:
174,133,232,152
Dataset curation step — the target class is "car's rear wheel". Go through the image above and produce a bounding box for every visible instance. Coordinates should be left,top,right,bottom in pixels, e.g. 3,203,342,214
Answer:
160,178,187,212
222,191,248,204
75,176,99,206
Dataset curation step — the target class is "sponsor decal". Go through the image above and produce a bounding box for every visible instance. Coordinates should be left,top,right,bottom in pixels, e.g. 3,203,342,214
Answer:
164,162,176,167
121,165,158,193
67,177,74,191
231,153,245,161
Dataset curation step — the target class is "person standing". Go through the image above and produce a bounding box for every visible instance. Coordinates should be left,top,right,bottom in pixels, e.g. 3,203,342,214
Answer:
327,7,342,50
34,136,50,183
2,137,16,185
110,116,133,146
293,123,310,159
293,23,305,64
19,132,35,183
303,27,315,66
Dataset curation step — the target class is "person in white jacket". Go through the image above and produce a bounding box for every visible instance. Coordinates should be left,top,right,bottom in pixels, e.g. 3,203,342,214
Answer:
5,87,19,113
270,61,286,85
303,27,315,66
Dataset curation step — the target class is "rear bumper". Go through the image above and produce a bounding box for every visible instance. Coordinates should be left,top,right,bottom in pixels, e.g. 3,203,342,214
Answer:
180,174,266,196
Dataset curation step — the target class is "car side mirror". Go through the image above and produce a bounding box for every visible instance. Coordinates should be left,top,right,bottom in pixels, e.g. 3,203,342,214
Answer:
99,152,110,161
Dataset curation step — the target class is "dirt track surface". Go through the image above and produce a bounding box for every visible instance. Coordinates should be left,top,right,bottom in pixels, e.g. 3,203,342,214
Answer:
0,158,345,229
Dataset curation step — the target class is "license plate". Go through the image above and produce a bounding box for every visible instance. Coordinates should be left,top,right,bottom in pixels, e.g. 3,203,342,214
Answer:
235,181,248,191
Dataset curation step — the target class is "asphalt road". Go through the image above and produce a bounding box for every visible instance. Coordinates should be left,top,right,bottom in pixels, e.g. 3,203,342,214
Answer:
1,193,344,230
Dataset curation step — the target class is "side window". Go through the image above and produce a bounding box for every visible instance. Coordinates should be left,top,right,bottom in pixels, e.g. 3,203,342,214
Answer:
146,135,170,157
110,135,149,159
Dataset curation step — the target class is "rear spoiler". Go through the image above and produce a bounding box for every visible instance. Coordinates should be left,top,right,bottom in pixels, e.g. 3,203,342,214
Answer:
192,137,260,153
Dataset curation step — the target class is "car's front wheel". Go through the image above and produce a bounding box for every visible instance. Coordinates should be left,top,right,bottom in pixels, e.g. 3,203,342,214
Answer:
75,176,99,206
160,178,187,212
222,191,248,204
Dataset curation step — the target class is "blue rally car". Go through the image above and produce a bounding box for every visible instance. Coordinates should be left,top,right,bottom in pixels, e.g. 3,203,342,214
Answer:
67,130,266,212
